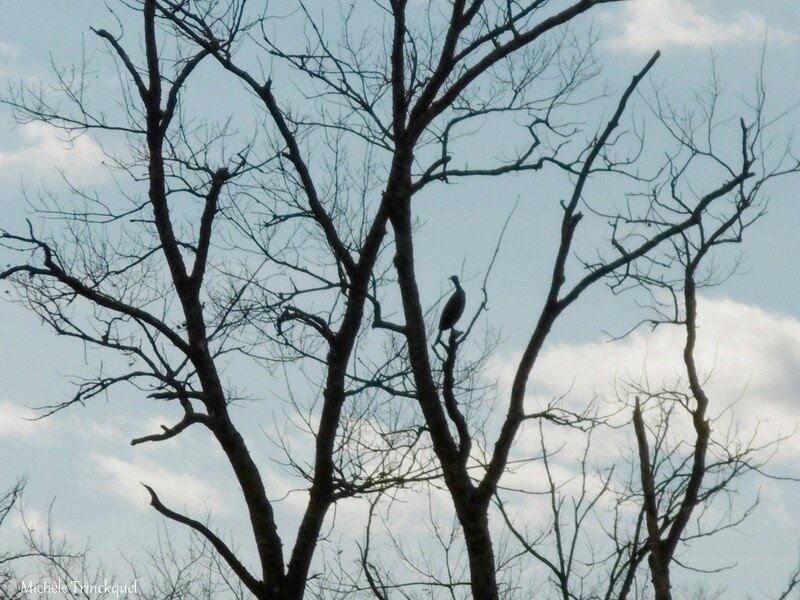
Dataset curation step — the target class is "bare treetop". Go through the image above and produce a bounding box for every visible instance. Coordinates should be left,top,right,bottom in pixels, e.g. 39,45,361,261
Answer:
2,2,799,599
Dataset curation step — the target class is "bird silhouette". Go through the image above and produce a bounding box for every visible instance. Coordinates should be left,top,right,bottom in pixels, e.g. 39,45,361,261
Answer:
438,275,466,335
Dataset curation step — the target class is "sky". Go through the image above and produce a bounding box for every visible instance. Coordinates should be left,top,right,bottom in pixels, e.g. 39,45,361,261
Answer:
1,0,800,598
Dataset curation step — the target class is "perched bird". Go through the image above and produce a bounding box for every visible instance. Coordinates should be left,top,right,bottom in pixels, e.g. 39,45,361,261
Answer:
438,275,466,333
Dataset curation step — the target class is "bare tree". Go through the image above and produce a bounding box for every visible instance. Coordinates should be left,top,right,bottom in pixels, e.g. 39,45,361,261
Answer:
491,72,800,599
1,478,255,599
1,1,637,598
629,179,793,598
624,71,799,599
1,479,26,600
378,35,783,600
2,2,799,599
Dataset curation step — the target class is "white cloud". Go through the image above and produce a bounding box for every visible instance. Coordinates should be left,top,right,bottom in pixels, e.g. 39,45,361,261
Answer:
0,41,18,59
91,454,229,515
0,122,106,184
77,414,169,443
488,298,800,581
9,507,72,542
493,296,800,461
605,0,791,52
0,400,51,438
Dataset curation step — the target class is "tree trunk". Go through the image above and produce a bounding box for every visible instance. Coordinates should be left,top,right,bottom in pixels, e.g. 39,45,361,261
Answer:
459,506,499,600
647,551,672,600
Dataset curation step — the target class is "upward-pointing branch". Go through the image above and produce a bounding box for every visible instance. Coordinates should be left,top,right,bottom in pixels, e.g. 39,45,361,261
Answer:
479,51,662,500
142,484,266,597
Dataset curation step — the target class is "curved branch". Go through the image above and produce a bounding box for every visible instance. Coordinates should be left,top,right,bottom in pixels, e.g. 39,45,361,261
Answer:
142,484,265,597
131,412,211,446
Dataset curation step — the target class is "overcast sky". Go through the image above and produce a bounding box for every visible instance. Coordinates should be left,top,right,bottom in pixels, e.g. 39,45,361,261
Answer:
2,1,800,597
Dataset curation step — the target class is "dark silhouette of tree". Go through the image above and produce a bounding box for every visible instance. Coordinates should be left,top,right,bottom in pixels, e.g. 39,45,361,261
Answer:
1,479,26,599
1,477,263,599
2,2,799,599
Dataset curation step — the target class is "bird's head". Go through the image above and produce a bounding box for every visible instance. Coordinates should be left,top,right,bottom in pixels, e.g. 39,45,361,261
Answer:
449,275,460,285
